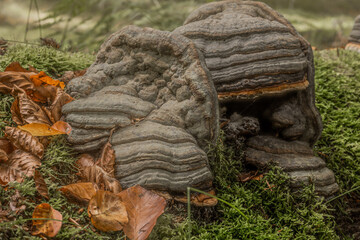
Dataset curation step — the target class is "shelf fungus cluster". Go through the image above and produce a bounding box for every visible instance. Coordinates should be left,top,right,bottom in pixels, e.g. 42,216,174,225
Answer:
63,1,339,197
345,15,360,53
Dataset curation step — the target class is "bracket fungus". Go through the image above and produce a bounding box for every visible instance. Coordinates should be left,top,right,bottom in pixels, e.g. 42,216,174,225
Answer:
345,15,360,53
174,0,339,196
63,26,219,193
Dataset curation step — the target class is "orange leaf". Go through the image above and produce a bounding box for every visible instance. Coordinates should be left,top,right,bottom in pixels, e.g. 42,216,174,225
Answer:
32,203,62,237
59,182,98,206
34,170,49,200
5,127,44,158
88,190,128,232
118,185,166,240
174,189,218,207
51,121,72,135
4,62,31,72
18,123,67,136
30,71,65,89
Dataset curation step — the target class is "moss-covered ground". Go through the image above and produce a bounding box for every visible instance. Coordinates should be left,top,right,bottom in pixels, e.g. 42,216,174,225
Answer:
0,45,359,239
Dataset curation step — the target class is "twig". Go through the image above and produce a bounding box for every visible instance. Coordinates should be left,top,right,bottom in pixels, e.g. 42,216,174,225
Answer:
34,0,42,38
326,185,360,204
25,0,33,42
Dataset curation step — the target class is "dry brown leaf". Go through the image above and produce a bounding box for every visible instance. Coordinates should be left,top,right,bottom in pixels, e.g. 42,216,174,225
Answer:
0,137,14,155
118,185,166,240
5,127,44,159
238,171,263,182
34,170,49,200
0,149,41,186
32,203,62,237
59,182,98,206
0,71,35,95
59,69,87,84
9,190,26,214
96,142,115,177
88,190,128,232
10,98,24,125
16,90,51,125
51,121,72,135
77,165,122,194
30,84,58,103
49,88,74,122
18,123,66,136
0,149,7,162
4,62,31,72
76,154,95,168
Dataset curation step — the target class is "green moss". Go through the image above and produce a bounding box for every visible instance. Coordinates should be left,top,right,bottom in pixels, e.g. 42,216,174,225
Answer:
314,49,360,193
0,94,14,137
0,44,94,77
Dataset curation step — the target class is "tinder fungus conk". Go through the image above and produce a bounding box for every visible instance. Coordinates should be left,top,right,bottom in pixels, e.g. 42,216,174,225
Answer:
174,0,338,196
345,15,360,53
63,26,219,192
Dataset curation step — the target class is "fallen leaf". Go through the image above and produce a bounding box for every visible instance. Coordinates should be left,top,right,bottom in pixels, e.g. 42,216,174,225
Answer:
5,127,44,158
51,121,72,135
96,142,115,177
10,98,24,125
16,90,51,125
88,190,128,232
238,171,263,182
0,71,35,95
174,189,218,207
9,190,26,214
4,62,31,72
18,123,67,136
59,182,98,206
32,203,62,237
77,165,122,194
0,137,14,155
34,170,49,200
118,185,166,240
76,154,95,168
48,88,74,122
0,149,7,162
60,69,87,84
30,84,57,103
40,38,61,49
30,71,65,89
0,149,41,186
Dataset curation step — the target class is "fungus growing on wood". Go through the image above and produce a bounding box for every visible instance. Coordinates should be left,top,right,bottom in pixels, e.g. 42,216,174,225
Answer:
345,15,360,53
63,26,219,193
175,0,338,196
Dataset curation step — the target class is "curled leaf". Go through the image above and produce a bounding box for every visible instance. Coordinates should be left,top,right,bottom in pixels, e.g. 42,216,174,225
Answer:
10,98,23,125
17,90,51,125
18,123,67,136
88,190,128,232
34,170,49,200
30,71,65,89
49,88,74,122
77,165,122,194
32,203,62,237
0,137,14,155
0,149,41,186
0,149,7,162
51,121,72,135
0,71,35,95
118,185,166,240
5,127,44,159
76,154,95,168
59,182,98,206
96,142,115,177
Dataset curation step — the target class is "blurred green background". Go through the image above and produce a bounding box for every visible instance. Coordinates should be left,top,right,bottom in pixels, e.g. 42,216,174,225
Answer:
0,0,359,52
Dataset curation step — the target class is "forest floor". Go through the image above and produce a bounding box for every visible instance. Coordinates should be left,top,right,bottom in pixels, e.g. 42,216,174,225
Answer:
0,41,359,240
